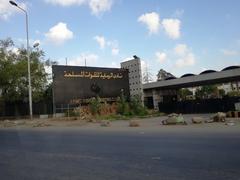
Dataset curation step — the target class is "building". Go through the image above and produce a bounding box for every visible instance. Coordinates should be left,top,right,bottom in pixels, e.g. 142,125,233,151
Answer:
143,66,240,110
121,55,143,101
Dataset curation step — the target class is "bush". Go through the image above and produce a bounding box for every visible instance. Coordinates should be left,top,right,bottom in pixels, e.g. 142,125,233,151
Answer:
129,96,148,116
227,91,240,97
116,95,130,116
89,96,101,115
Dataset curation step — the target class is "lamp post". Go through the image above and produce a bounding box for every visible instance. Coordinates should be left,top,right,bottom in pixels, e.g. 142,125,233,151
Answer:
9,1,33,119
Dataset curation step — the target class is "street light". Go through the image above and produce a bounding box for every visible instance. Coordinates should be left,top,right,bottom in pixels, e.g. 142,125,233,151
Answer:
9,1,33,119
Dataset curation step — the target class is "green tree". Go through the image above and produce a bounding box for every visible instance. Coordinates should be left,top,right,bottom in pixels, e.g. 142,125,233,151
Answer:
89,96,101,115
0,38,48,102
219,89,225,97
195,85,218,99
178,88,193,100
116,91,130,116
227,91,240,97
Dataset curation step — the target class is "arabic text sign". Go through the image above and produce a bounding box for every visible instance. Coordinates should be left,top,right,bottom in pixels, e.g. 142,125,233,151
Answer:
52,65,130,105
63,71,123,79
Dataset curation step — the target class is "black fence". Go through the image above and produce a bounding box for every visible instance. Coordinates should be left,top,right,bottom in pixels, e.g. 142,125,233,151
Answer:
158,97,240,114
0,101,53,118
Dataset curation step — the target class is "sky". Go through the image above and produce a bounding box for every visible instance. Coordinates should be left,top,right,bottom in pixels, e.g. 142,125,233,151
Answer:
1,0,240,79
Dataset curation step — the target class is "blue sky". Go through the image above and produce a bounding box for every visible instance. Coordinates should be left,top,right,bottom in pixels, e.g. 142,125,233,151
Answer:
1,0,240,78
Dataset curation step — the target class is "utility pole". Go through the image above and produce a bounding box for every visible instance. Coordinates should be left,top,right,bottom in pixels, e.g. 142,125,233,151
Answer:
9,1,33,119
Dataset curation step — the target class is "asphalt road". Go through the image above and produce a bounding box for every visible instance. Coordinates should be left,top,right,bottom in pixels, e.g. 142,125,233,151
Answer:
0,128,240,180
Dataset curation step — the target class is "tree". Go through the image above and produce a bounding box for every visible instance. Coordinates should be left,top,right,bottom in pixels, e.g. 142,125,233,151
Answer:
0,38,48,102
219,89,225,97
157,69,175,81
227,91,240,97
178,88,193,100
195,85,218,99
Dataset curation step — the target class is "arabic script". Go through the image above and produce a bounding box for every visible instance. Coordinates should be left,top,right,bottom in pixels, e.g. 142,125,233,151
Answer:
63,71,123,79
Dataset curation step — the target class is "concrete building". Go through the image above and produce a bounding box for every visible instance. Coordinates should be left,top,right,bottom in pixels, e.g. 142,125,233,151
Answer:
143,66,240,109
121,56,143,100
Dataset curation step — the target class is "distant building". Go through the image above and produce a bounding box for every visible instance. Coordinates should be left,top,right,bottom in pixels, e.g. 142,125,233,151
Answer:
121,55,143,101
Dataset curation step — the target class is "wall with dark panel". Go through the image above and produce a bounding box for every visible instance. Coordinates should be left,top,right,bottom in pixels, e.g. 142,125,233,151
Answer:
52,65,130,105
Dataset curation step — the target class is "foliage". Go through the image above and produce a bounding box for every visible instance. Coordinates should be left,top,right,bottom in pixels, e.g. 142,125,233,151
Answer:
195,85,219,99
219,89,225,97
129,95,148,116
89,96,101,115
227,90,240,97
0,38,48,102
178,88,193,100
116,95,130,116
116,93,148,116
157,69,175,81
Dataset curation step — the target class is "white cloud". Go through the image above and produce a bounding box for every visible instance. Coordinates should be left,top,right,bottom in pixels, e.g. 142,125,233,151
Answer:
162,18,181,39
175,53,195,68
94,36,106,49
138,12,160,35
69,53,98,66
45,0,113,16
45,0,86,6
108,40,119,55
94,36,120,55
0,0,27,20
45,22,73,45
174,44,188,56
89,0,113,16
155,52,167,63
221,49,238,56
174,44,196,68
112,48,119,55
173,9,184,18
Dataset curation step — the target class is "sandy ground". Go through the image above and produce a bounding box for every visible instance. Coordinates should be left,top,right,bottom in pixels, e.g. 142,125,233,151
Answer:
0,114,240,134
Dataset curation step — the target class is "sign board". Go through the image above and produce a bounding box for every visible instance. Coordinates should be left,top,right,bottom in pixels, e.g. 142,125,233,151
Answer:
52,65,130,105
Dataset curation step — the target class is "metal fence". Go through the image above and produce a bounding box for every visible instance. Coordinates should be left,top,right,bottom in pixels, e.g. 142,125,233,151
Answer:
158,97,240,114
0,101,53,118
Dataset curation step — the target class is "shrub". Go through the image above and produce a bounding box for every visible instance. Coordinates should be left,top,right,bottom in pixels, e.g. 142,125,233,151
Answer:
227,91,240,97
116,95,130,116
89,96,101,115
129,96,148,116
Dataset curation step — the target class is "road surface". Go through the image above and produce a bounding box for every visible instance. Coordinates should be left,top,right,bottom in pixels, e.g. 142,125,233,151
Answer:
0,128,240,180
